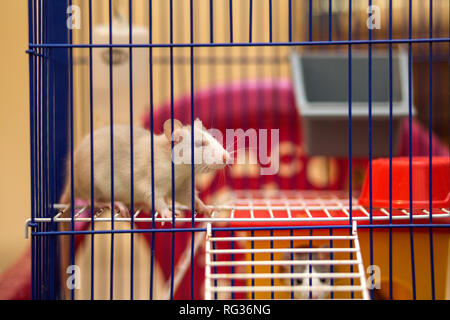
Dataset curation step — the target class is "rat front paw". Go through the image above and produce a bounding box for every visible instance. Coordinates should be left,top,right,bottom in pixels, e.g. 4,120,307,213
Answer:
158,208,173,226
159,208,172,219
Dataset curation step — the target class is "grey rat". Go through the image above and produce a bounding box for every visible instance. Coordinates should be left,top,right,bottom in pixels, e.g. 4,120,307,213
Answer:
281,244,332,299
59,118,230,220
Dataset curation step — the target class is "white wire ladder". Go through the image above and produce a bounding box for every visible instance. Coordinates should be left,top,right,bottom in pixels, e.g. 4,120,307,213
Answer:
204,221,370,300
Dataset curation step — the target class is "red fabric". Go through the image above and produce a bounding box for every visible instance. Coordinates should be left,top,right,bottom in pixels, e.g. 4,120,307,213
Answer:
0,248,31,300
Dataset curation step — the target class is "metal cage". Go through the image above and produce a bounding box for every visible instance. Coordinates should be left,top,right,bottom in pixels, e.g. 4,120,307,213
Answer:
27,0,450,300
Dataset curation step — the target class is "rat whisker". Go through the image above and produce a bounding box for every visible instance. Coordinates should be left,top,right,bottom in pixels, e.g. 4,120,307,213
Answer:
228,147,258,155
225,132,249,151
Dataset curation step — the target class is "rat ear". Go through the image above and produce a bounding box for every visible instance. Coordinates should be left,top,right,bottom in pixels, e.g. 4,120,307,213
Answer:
318,244,331,261
164,119,183,141
194,118,207,131
280,251,292,273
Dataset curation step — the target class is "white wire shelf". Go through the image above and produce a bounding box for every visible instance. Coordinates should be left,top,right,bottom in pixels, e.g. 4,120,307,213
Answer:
204,222,370,300
26,190,450,228
208,285,366,293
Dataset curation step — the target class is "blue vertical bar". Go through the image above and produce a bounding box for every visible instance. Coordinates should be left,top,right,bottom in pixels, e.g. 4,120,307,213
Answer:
368,0,374,300
28,0,36,300
308,0,312,41
38,0,43,297
43,0,52,297
149,0,157,301
348,0,354,300
408,0,417,300
129,0,135,300
108,0,115,300
210,0,214,43
39,0,47,296
226,2,234,300
348,0,352,224
230,230,235,300
46,0,69,298
428,0,436,300
88,0,95,300
190,0,195,300
42,4,49,295
268,0,272,43
251,230,255,300
44,0,50,295
289,229,293,299
249,0,253,43
308,229,313,299
270,229,274,300
39,0,44,298
34,0,40,297
45,0,56,298
212,230,217,300
50,1,69,206
329,228,334,299
388,0,393,300
68,0,75,301
169,0,176,300
328,0,332,41
37,0,42,299
229,0,233,43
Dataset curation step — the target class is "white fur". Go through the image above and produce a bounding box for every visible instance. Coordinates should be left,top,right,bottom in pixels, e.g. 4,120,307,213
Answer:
60,119,229,218
283,245,332,300
293,265,331,300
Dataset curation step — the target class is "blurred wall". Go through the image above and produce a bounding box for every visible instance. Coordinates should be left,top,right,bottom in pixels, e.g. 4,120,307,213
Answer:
70,0,293,143
0,1,30,272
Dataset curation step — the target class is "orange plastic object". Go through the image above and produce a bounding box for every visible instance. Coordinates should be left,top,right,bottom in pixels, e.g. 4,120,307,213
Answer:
359,157,450,209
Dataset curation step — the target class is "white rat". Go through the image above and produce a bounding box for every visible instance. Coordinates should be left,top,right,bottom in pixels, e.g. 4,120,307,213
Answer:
59,118,230,219
58,118,230,298
281,244,332,299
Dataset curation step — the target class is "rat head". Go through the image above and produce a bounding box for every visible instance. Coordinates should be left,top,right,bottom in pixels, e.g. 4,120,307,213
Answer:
282,244,331,299
164,118,230,173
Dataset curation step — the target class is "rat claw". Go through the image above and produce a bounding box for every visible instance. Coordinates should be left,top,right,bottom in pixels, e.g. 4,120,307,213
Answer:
159,208,173,227
93,201,129,217
114,201,130,218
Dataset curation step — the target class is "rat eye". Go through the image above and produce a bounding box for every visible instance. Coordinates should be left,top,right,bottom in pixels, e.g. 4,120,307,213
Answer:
296,279,303,285
319,278,327,284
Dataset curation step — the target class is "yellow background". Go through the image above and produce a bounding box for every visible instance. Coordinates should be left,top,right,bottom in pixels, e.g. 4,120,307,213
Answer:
0,1,30,273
